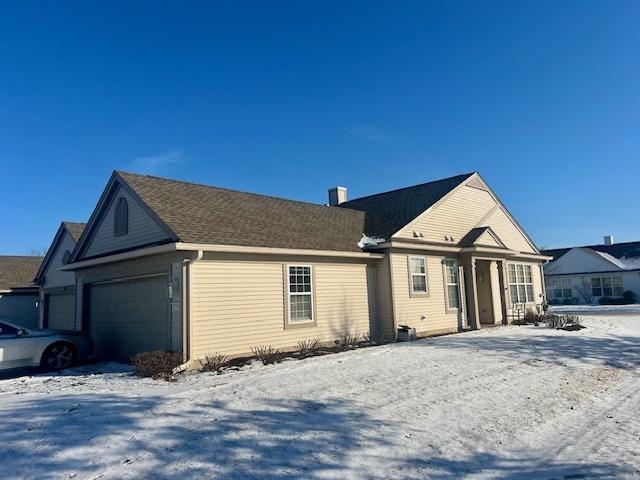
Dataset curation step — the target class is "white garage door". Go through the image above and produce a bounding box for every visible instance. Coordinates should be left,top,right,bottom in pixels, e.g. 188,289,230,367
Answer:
46,292,76,330
89,274,169,361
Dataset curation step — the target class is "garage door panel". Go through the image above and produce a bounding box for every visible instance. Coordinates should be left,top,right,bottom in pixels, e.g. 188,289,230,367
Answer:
89,275,169,361
46,293,76,330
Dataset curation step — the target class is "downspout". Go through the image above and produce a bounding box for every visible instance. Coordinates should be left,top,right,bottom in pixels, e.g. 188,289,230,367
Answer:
174,249,203,373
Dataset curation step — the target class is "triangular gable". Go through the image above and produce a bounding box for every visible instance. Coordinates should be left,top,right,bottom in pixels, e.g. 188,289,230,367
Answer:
34,223,83,283
459,226,507,249
394,173,540,254
544,247,624,275
70,172,178,262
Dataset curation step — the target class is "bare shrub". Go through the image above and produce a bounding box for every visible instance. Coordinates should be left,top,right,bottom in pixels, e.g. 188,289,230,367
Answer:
545,315,568,329
575,280,594,304
251,345,283,365
361,330,383,345
564,314,582,325
201,353,229,373
130,351,183,381
336,332,360,350
296,338,322,359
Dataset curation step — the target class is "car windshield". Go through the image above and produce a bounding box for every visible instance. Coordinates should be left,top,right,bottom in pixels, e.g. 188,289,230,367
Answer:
0,322,19,336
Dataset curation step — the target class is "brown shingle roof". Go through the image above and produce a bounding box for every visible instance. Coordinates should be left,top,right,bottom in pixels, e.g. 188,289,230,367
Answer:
0,256,43,290
63,222,86,242
339,173,475,239
118,172,367,252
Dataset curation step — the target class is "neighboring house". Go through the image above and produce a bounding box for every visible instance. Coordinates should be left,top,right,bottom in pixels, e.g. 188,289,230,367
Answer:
33,222,86,329
60,170,549,364
542,237,640,304
0,255,43,329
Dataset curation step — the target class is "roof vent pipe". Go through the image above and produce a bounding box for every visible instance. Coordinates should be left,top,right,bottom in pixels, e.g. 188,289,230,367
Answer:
328,186,348,206
604,235,614,245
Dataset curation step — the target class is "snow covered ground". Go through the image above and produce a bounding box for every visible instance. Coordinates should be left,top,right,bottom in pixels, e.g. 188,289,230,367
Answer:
1,312,639,479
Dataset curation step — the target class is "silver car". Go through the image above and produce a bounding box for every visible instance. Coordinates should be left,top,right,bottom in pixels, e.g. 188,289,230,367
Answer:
0,318,93,371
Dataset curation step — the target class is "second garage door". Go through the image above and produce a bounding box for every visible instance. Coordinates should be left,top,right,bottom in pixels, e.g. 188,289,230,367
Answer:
46,292,76,330
89,274,170,361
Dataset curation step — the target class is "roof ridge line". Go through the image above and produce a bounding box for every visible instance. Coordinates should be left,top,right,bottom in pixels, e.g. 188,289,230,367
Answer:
342,172,476,204
116,170,364,215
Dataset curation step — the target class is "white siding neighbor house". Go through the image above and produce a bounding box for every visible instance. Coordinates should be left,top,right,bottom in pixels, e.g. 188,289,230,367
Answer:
0,255,43,329
542,237,640,305
33,222,86,330
57,170,550,366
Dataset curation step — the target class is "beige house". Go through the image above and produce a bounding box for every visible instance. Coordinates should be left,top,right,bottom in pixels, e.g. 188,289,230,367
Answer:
33,222,86,330
59,171,549,364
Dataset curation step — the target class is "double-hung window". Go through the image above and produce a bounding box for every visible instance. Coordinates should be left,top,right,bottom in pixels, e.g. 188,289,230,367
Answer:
591,276,623,297
287,265,314,325
409,256,428,294
508,264,534,302
443,259,461,309
548,279,572,299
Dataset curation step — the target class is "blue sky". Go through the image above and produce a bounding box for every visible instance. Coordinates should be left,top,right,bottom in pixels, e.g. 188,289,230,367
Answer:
1,1,639,254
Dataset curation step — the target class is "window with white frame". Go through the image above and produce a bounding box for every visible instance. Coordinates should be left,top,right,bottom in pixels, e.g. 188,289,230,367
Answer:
443,259,461,309
591,276,623,297
287,265,314,324
508,264,534,303
548,278,572,299
409,256,428,294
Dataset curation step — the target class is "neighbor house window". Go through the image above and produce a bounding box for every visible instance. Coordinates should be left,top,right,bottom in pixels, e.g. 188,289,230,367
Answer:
409,256,428,294
548,279,572,299
114,197,128,236
443,259,461,309
508,264,534,303
287,265,314,324
591,276,623,297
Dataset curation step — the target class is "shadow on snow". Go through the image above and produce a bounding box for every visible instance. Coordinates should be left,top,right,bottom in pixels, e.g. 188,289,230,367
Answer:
0,390,634,479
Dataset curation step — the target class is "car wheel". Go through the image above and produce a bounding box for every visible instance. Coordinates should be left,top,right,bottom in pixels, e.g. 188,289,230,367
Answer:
41,343,76,370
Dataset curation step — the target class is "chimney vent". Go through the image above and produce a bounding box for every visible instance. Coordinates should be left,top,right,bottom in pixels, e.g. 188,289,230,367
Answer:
604,235,614,245
328,186,348,206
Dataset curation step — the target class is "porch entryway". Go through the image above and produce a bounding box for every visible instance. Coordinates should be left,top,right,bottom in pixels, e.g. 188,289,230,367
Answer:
461,257,507,330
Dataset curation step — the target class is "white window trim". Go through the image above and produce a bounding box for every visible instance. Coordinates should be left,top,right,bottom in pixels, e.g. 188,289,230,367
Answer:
508,263,534,303
284,264,316,329
591,276,624,297
408,256,429,297
443,258,461,312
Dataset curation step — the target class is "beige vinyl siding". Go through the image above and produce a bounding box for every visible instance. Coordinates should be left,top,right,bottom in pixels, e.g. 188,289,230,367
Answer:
191,259,373,358
397,185,536,254
390,253,458,335
84,188,170,258
476,231,502,248
42,231,77,288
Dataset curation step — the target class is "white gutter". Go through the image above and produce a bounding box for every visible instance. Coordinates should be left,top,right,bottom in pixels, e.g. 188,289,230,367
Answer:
173,243,385,259
60,242,385,271
371,240,553,261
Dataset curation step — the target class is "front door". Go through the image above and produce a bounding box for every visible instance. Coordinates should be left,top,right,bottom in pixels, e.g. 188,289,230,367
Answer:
475,260,495,325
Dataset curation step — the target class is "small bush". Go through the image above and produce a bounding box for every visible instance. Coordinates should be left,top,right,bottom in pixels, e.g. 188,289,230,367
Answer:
336,333,360,350
623,290,638,304
564,314,582,325
296,338,322,359
361,330,382,345
545,315,568,329
130,350,183,381
251,345,283,365
201,353,229,373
